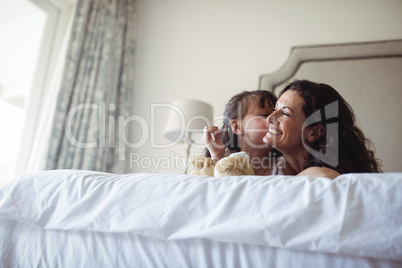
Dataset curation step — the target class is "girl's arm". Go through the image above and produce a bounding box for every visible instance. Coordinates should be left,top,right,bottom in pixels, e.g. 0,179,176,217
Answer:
203,126,225,162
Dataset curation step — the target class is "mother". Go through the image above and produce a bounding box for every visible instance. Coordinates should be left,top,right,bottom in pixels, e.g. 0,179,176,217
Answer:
263,80,382,179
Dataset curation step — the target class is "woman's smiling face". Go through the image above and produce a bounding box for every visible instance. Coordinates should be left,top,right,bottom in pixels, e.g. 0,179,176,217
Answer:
263,90,307,153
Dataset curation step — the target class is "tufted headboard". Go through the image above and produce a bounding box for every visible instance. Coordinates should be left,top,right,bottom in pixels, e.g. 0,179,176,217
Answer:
259,40,402,172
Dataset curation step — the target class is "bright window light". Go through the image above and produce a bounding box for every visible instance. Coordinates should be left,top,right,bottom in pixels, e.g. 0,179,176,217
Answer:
0,0,47,185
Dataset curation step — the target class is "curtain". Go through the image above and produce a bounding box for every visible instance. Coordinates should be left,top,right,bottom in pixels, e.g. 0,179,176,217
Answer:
46,0,136,173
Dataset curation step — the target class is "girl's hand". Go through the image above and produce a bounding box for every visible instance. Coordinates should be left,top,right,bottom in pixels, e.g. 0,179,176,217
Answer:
203,126,225,162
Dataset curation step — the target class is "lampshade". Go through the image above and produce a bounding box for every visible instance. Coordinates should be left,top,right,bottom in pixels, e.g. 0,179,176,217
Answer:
163,99,213,145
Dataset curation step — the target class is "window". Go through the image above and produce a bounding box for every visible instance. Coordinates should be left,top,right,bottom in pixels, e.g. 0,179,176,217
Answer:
0,0,73,186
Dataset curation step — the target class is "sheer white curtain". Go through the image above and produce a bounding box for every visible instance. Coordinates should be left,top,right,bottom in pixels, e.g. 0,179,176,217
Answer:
24,13,75,174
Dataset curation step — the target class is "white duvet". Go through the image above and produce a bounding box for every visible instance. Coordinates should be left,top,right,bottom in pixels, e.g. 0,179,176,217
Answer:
0,170,401,267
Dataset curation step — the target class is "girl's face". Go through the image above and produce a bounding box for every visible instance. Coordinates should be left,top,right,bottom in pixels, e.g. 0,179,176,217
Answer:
240,99,274,150
263,90,307,153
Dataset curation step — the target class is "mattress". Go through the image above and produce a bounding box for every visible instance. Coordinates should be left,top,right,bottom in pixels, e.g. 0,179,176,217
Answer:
1,170,401,267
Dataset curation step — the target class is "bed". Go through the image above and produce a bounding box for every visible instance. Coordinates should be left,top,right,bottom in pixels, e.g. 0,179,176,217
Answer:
1,170,402,267
1,40,402,267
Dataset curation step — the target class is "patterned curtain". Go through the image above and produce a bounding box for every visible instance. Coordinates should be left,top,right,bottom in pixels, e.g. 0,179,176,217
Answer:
46,0,136,173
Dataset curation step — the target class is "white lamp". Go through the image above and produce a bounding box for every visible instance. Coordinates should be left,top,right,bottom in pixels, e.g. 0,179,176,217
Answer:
163,99,213,173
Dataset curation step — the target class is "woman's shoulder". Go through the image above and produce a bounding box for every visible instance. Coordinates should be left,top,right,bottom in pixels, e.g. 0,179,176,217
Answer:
297,166,340,179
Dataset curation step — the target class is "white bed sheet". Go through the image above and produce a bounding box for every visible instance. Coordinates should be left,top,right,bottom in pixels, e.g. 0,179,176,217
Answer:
1,170,401,267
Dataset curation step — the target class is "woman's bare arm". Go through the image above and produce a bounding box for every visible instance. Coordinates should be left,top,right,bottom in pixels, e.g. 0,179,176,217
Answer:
297,166,340,179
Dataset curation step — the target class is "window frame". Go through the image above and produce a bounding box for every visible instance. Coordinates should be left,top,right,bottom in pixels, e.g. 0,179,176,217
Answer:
14,0,74,176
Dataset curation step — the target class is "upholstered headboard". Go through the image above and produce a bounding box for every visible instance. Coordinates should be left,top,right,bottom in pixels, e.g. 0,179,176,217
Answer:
259,40,402,172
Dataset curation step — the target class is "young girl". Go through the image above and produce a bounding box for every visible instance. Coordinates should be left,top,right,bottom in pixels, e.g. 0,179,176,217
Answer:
204,90,294,176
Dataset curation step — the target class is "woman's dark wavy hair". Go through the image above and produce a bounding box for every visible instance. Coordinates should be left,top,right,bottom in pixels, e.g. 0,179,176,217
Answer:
280,79,382,173
205,90,277,157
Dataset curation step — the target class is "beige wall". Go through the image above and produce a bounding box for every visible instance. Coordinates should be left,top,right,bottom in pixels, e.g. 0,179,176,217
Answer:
128,0,402,173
